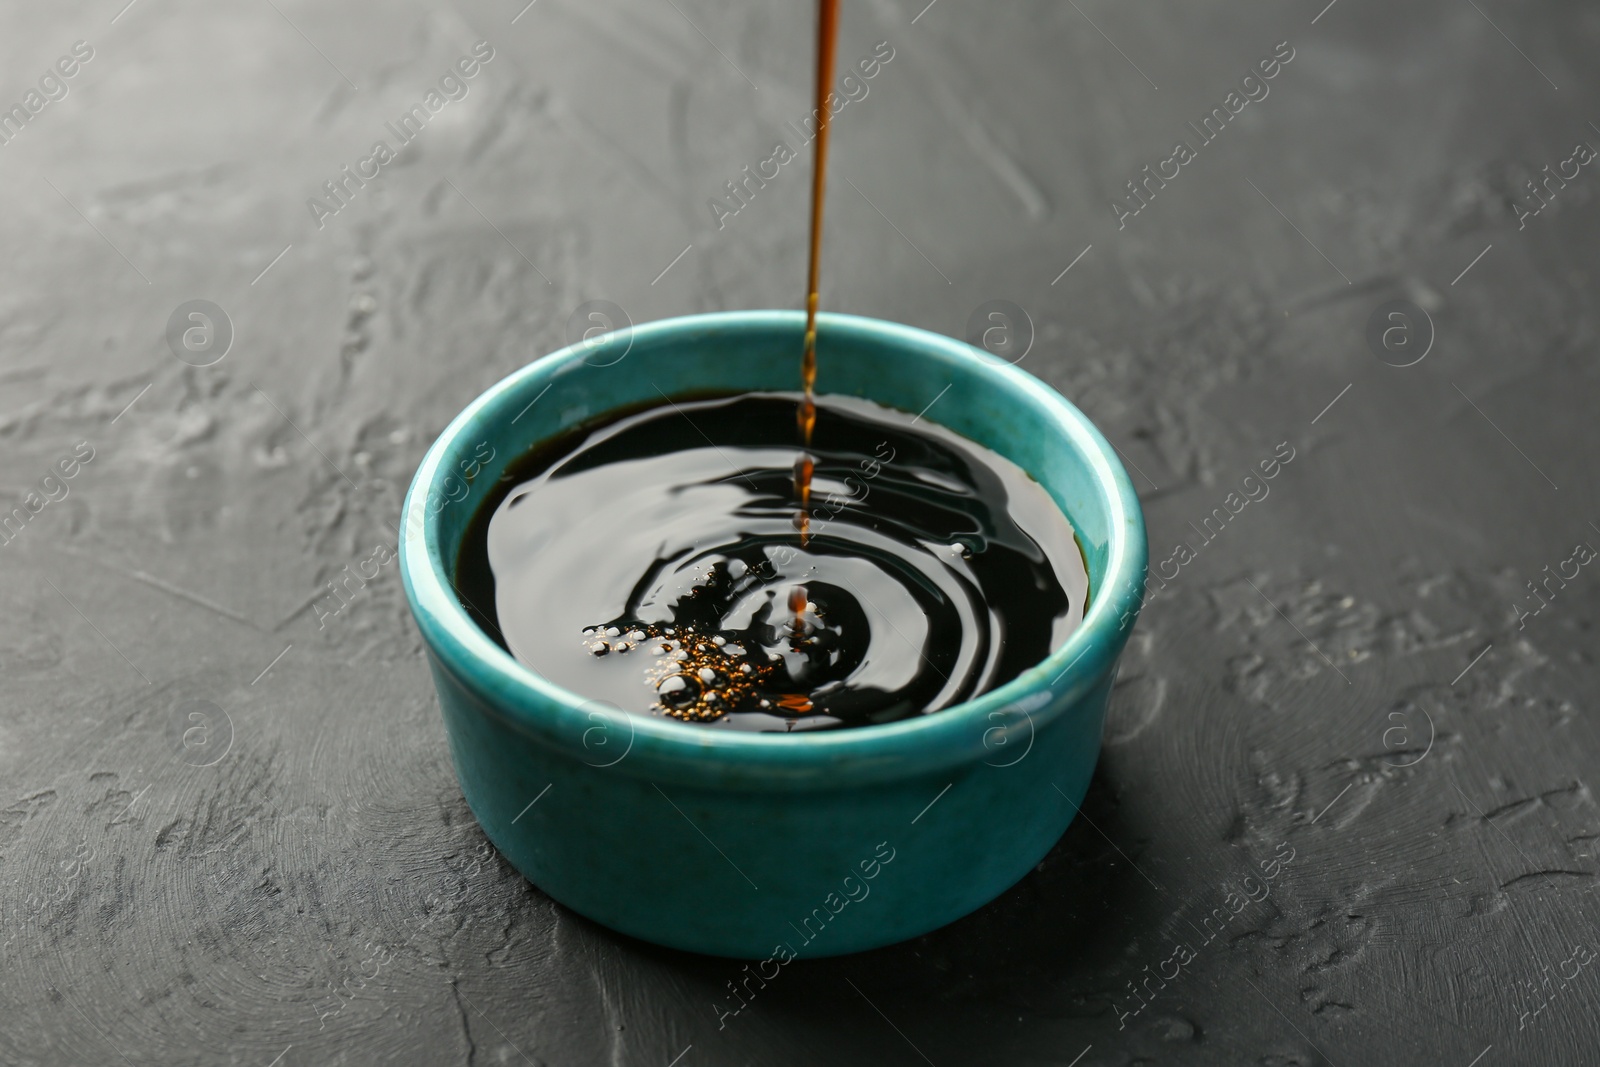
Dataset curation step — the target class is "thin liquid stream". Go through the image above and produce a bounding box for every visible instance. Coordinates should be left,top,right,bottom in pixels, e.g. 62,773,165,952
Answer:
454,0,1091,731
793,0,841,634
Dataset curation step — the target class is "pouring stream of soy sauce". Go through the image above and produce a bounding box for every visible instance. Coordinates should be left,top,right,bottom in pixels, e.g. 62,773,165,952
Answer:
454,0,1090,732
791,0,841,641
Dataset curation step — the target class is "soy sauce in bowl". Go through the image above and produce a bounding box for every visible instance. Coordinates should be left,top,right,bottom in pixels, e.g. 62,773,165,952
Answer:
453,391,1088,732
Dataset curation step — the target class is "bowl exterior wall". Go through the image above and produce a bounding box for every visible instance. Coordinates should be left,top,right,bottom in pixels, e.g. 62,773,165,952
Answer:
432,652,1111,958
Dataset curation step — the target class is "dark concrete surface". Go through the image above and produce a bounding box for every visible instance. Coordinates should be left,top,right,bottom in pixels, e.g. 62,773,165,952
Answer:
2,0,1598,1064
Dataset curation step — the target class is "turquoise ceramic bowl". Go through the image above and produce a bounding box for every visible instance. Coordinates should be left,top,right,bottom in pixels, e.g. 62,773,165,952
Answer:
399,311,1146,959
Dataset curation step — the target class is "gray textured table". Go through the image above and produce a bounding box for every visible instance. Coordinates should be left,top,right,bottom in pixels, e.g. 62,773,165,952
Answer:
3,1,1597,1064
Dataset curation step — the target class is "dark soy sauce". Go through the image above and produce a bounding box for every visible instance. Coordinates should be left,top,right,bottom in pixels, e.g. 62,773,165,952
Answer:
454,393,1089,732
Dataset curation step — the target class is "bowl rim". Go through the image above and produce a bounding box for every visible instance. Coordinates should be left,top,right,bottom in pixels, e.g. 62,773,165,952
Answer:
399,310,1147,782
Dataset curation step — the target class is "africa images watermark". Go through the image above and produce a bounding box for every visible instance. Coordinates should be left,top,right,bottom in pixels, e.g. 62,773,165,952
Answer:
18,838,94,919
400,438,496,547
706,40,895,230
1380,696,1435,769
312,541,400,629
1513,129,1597,230
1512,522,1599,631
755,440,896,578
176,699,233,768
0,40,95,148
1112,841,1297,1031
307,41,497,230
1515,942,1595,1033
1112,40,1297,229
0,441,96,548
166,299,234,367
1125,440,1297,618
713,841,898,1029
965,300,1034,365
396,300,629,551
